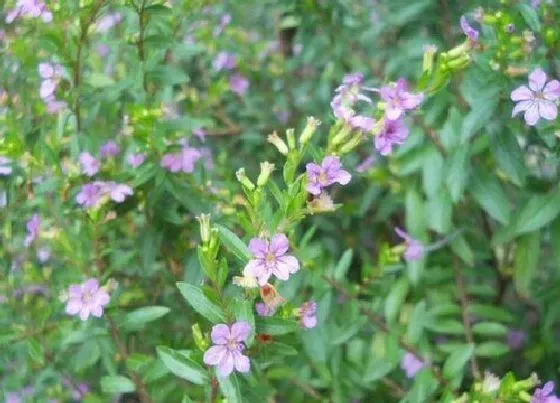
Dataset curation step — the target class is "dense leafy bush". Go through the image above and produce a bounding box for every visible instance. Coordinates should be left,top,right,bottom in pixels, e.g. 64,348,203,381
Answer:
1,0,560,402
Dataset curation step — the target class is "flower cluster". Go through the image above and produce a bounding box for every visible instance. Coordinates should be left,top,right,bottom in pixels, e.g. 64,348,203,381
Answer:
64,278,111,321
38,62,67,114
161,145,202,173
5,0,52,24
76,181,133,208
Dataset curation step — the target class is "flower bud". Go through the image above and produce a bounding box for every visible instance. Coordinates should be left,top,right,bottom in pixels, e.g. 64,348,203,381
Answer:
286,128,296,149
196,213,211,244
257,162,275,187
267,131,289,155
235,168,255,190
339,132,363,154
422,44,437,74
300,117,321,145
331,123,351,146
192,323,208,351
308,193,336,214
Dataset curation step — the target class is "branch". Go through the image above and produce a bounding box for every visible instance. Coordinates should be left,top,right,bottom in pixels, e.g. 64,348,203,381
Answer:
106,315,153,403
323,276,449,388
452,258,481,380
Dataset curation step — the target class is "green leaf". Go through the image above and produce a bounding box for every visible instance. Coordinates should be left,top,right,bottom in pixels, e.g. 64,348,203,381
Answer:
100,376,136,394
422,146,444,197
216,225,250,262
426,320,465,335
176,282,225,324
471,322,508,336
232,298,255,346
489,128,526,186
256,317,298,335
475,341,509,357
123,306,170,330
518,4,541,32
514,188,560,235
86,72,116,88
28,338,45,366
443,344,474,379
407,301,427,344
406,370,438,403
514,232,540,296
156,347,207,385
425,190,452,234
218,373,243,403
450,235,475,267
384,277,409,324
445,146,470,203
333,249,353,280
470,170,510,224
406,188,426,235
461,106,495,143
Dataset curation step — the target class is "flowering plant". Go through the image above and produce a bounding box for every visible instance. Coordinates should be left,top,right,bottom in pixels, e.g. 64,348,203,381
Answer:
1,0,560,402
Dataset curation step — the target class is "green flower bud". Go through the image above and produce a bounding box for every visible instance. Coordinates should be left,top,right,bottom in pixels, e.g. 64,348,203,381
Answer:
300,116,321,145
196,213,211,244
286,128,296,149
257,162,275,187
267,131,289,155
236,168,255,190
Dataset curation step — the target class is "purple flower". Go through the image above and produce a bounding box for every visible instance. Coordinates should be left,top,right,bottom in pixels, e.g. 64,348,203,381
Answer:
203,321,251,377
213,13,231,36
507,329,527,350
65,278,110,321
71,383,89,400
24,214,40,247
79,152,100,176
96,43,110,57
511,68,560,126
331,72,375,120
400,352,425,378
44,97,67,114
375,118,409,156
5,392,21,403
349,115,376,132
5,0,52,24
229,73,249,96
356,156,376,173
36,247,51,263
76,183,102,208
193,128,206,142
531,0,541,7
243,234,300,286
0,156,12,175
395,228,424,261
127,153,146,168
306,156,351,195
107,182,133,203
298,301,317,329
256,302,275,317
379,79,423,120
161,146,201,173
213,52,237,71
100,141,120,158
39,62,63,99
460,15,479,43
40,80,56,99
96,12,123,33
532,381,560,403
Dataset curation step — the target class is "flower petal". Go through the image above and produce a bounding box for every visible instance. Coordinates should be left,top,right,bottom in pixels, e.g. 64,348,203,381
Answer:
528,68,547,92
510,85,533,101
269,233,289,257
90,305,104,317
524,102,540,126
302,315,317,329
230,321,251,342
65,298,82,315
243,259,266,280
543,80,560,100
40,80,55,99
511,100,532,117
248,238,268,258
538,100,558,121
79,306,91,321
204,345,227,365
217,352,234,377
333,169,351,185
83,278,99,293
210,324,230,345
233,352,250,373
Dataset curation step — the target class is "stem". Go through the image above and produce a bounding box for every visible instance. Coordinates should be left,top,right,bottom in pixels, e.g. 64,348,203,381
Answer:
452,258,481,380
415,117,447,157
106,315,153,403
323,276,449,388
481,212,508,304
290,377,322,400
136,0,148,93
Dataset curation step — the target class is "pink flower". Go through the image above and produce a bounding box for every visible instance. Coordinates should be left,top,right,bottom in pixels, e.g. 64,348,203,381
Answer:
255,302,275,317
349,115,376,132
5,0,52,24
379,79,423,120
96,12,123,33
213,52,237,71
161,146,202,173
65,278,110,321
306,156,351,195
24,214,40,247
38,62,63,100
400,353,425,378
460,15,479,43
395,228,424,261
243,234,299,286
44,97,67,114
193,128,206,141
76,183,102,208
511,68,560,126
298,301,317,329
532,381,560,403
79,152,100,176
107,182,133,203
0,156,12,175
229,73,249,96
203,322,251,377
99,141,120,158
127,153,146,168
375,118,409,156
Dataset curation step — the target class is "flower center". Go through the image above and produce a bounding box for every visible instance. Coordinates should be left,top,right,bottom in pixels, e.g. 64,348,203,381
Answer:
318,171,329,185
82,291,93,303
265,252,275,263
